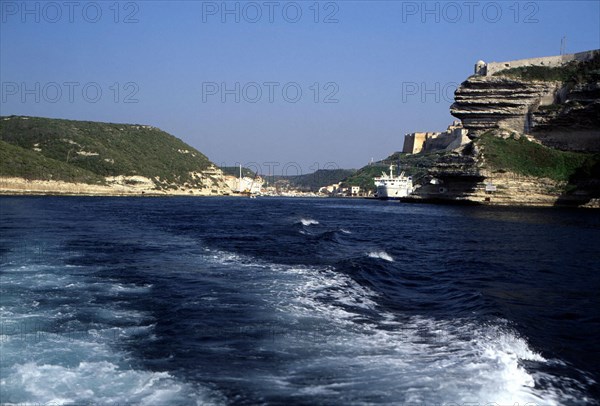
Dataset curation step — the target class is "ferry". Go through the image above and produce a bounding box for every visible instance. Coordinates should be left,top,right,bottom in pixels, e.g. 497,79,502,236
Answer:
374,165,413,199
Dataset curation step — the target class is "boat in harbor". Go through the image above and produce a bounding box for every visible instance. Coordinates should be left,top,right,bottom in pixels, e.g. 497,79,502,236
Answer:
374,165,413,199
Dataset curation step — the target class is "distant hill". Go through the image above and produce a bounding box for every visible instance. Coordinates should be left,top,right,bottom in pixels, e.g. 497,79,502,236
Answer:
0,116,228,194
273,169,357,191
221,167,356,191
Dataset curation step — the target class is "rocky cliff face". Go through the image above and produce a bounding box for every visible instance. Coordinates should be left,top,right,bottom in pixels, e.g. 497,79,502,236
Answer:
530,82,600,151
450,76,560,137
408,132,600,208
451,55,600,152
405,53,600,207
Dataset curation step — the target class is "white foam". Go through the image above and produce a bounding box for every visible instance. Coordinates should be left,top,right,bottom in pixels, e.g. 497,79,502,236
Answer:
7,241,571,405
300,218,319,226
367,251,394,262
2,361,218,405
268,313,566,404
110,283,153,293
1,259,223,406
197,250,576,404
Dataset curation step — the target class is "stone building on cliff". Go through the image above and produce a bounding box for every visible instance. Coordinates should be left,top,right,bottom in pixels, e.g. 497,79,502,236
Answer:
402,121,469,154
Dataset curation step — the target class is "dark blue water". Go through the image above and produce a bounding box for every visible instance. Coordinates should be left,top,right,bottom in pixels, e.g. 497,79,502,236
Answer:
1,196,599,405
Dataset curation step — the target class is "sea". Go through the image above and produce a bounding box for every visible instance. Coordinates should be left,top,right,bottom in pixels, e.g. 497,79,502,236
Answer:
0,196,599,405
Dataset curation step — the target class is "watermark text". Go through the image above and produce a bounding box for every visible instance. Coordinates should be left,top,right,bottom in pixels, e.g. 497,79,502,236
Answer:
1,1,140,23
201,1,339,23
1,81,140,104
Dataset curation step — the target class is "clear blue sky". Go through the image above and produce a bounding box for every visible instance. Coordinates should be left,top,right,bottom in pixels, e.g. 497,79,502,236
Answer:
1,1,599,174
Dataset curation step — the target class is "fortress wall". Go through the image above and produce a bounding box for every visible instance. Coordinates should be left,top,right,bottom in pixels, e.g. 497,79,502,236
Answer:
484,49,598,76
403,132,439,154
487,55,570,76
402,134,416,154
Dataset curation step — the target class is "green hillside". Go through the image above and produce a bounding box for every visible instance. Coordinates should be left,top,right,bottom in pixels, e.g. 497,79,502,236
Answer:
282,169,356,191
478,132,592,182
0,139,105,184
0,116,213,188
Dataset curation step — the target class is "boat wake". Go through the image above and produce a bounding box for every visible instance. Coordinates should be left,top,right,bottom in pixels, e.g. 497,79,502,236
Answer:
0,246,222,406
193,246,592,404
2,198,597,405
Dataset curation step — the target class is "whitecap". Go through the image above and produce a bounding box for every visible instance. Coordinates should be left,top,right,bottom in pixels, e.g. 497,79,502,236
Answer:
367,251,394,262
110,283,153,294
300,218,319,226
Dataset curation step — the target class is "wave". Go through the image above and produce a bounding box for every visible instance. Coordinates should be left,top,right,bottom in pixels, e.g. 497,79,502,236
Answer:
367,250,394,262
197,247,588,404
299,218,319,226
0,248,223,405
2,231,592,404
109,283,153,294
3,360,218,406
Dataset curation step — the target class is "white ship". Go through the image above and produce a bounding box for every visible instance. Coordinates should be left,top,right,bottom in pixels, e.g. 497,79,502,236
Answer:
374,165,413,199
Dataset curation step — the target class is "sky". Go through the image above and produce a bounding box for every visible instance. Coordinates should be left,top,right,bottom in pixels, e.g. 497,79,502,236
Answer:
1,0,599,175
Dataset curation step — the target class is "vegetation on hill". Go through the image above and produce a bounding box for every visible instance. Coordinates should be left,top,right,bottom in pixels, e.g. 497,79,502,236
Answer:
493,53,600,83
278,169,356,191
0,116,214,188
477,132,592,182
0,140,105,184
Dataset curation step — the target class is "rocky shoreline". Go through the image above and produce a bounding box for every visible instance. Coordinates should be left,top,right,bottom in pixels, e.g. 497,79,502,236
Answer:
0,177,229,197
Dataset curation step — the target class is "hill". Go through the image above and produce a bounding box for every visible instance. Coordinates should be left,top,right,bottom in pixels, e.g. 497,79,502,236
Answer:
277,169,356,191
221,167,356,192
0,139,105,184
0,116,229,195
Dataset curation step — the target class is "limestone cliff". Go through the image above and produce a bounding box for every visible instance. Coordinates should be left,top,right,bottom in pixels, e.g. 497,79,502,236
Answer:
415,51,600,207
451,50,600,152
530,82,600,151
450,76,560,136
409,130,600,208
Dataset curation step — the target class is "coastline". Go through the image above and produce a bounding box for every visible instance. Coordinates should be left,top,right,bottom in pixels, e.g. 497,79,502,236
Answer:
2,176,598,208
0,177,227,197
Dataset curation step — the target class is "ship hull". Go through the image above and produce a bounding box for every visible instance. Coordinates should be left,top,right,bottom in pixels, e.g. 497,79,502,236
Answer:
376,185,412,200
